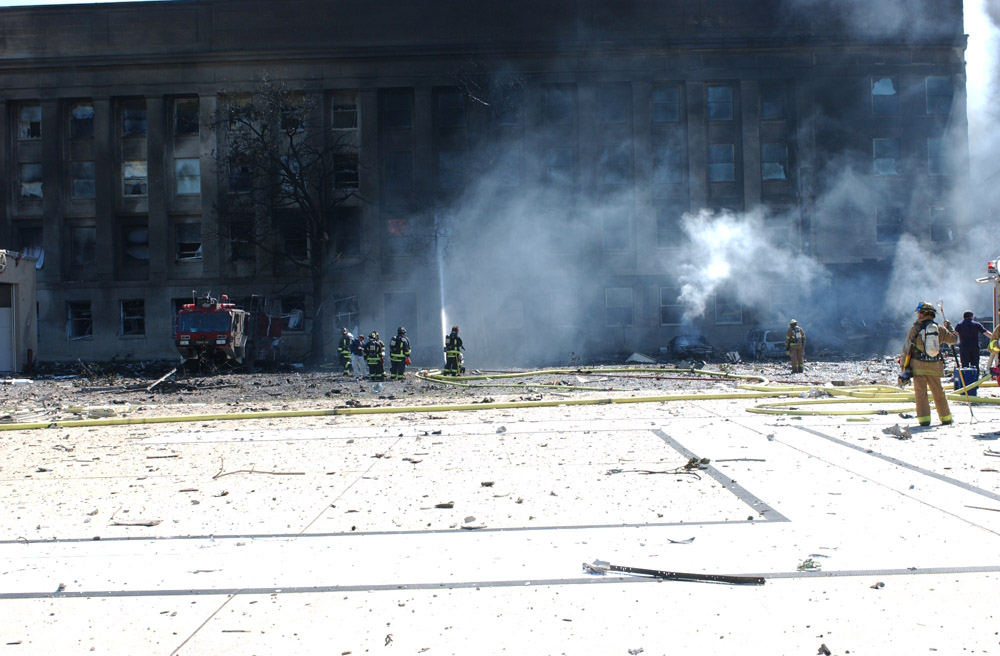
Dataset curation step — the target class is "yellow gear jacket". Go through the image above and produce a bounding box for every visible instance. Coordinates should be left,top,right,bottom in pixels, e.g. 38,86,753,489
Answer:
901,319,956,376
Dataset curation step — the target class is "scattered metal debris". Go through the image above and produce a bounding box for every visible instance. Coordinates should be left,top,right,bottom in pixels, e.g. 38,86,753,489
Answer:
583,559,764,586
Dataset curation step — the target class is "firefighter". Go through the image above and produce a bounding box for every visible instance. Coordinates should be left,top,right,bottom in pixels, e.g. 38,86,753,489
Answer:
337,327,353,376
389,326,412,380
364,330,385,381
443,325,464,376
350,331,366,382
785,319,806,374
899,302,956,427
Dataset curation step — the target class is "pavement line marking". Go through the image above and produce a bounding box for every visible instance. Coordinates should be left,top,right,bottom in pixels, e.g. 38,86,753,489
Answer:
4,565,1000,600
651,428,788,522
796,426,1000,503
169,593,234,656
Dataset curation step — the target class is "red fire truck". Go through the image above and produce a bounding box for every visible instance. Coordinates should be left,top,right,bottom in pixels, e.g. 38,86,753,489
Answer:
176,292,281,370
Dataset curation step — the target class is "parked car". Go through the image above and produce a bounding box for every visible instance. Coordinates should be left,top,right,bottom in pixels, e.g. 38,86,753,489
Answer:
744,328,787,360
669,334,713,360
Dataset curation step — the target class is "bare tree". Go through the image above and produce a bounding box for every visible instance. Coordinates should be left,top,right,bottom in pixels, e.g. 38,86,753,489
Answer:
210,75,362,363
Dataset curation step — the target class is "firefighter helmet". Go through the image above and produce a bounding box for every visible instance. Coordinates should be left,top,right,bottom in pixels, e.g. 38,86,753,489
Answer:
397,326,406,335
342,327,348,334
915,302,936,315
451,326,459,334
370,331,378,340
789,319,798,325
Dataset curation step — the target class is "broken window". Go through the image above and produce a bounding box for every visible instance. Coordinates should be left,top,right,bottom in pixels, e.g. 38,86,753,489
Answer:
120,222,149,265
225,95,252,134
434,88,466,128
174,98,199,137
281,295,306,332
332,90,359,129
660,287,683,325
69,102,94,139
121,100,147,137
229,219,254,261
760,81,787,120
598,145,630,185
70,225,97,266
122,160,148,197
120,299,145,336
930,206,953,242
174,158,201,195
706,85,733,121
714,291,742,325
876,206,904,243
175,222,202,261
334,153,360,189
14,224,42,258
542,85,576,125
926,137,946,176
72,161,95,199
380,89,413,129
18,103,41,140
334,295,359,330
386,216,414,256
329,206,362,258
652,84,681,123
761,143,788,180
605,287,633,327
545,147,575,185
873,138,900,176
67,301,93,340
871,78,898,115
925,77,953,115
597,83,630,124
602,209,630,251
19,163,42,199
228,164,252,193
708,144,735,182
652,142,683,184
384,151,413,189
277,212,308,261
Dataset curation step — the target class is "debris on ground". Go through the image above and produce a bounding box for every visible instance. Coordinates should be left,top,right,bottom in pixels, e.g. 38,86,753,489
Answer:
797,558,822,571
625,352,656,364
883,424,912,440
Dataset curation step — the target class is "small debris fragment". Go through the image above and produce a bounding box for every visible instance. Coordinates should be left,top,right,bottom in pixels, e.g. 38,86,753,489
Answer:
870,581,885,589
818,644,831,656
628,649,644,656
883,424,912,440
481,481,495,487
496,426,507,434
434,502,454,509
797,558,821,571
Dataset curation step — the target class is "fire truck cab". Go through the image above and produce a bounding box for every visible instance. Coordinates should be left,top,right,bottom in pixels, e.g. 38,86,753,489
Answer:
176,292,281,370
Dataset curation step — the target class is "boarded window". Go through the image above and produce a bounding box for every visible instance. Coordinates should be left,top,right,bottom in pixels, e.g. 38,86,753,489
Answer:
652,84,680,123
174,98,199,136
122,160,148,196
175,158,201,195
175,222,202,261
706,86,733,121
19,163,42,199
72,161,95,199
120,299,145,336
69,102,94,139
67,301,93,340
18,103,41,140
872,78,898,115
708,144,735,182
605,287,633,327
761,143,788,180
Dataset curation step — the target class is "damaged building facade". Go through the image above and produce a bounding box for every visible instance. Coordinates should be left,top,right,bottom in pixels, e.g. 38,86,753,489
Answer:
0,0,968,365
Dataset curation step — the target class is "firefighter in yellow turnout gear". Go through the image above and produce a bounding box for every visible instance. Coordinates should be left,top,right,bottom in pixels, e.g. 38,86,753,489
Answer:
900,302,956,427
785,319,805,373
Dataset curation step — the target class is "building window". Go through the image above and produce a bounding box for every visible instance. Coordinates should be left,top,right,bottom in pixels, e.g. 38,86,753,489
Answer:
69,102,94,139
229,219,254,261
14,224,43,260
493,92,520,126
228,164,252,194
652,84,680,123
18,103,41,140
656,206,683,247
121,100,147,137
71,161,95,199
542,85,576,125
930,206,953,242
760,82,787,120
708,144,735,182
70,226,97,266
605,287,633,327
761,143,788,180
873,138,900,176
602,209,630,251
706,85,733,121
120,300,145,336
329,206,362,258
927,137,946,176
280,95,304,132
384,151,413,190
332,90,359,129
660,287,683,325
434,88,466,128
546,147,575,185
597,83,630,124
714,292,742,325
122,160,148,196
19,163,42,199
925,77,953,115
380,89,413,129
279,212,308,261
876,206,904,243
333,295,359,329
437,150,465,188
175,222,202,261
334,154,359,189
598,145,630,185
120,223,149,265
174,158,201,195
174,98,199,137
652,143,684,184
67,301,93,340
281,296,306,332
872,78,898,115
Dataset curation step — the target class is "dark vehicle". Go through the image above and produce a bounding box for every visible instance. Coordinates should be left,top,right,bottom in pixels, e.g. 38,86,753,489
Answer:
744,328,787,360
668,334,713,360
176,292,281,371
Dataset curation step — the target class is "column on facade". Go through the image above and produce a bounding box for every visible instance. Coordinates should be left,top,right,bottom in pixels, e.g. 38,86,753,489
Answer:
794,83,815,255
685,81,708,212
39,101,62,284
632,82,655,270
198,93,220,278
92,98,114,282
0,100,7,247
741,80,762,212
145,95,168,280
359,88,379,271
